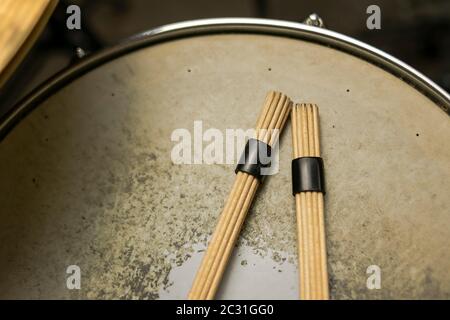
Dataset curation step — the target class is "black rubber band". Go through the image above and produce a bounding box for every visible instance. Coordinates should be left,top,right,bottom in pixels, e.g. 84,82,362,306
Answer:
292,157,326,195
235,139,272,180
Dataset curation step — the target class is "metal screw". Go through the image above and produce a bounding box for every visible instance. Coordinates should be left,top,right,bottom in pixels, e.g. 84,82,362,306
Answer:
75,47,87,59
304,13,325,28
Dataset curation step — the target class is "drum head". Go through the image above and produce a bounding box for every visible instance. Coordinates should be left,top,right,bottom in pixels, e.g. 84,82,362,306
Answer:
0,23,449,299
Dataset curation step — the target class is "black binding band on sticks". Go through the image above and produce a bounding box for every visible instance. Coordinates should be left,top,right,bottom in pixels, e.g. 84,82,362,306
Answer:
292,157,326,195
235,139,272,180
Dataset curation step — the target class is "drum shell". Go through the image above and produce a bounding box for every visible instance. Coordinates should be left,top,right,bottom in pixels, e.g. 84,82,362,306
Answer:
0,20,449,299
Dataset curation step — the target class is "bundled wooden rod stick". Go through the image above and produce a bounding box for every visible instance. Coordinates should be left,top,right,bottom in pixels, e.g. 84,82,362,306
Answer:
291,103,329,300
188,91,292,300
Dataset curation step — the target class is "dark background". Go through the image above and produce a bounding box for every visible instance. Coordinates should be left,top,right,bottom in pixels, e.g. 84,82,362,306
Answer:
1,0,449,117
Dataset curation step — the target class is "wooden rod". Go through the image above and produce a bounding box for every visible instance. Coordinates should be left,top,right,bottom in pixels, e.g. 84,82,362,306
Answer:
188,91,292,300
291,103,329,300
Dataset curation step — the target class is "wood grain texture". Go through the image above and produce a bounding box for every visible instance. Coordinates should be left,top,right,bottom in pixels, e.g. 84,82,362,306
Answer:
292,103,329,300
0,0,58,88
188,91,292,300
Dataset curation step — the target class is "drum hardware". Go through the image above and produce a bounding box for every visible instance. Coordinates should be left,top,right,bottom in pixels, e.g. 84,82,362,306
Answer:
75,47,87,59
303,13,325,29
291,104,329,300
69,47,88,65
189,92,292,300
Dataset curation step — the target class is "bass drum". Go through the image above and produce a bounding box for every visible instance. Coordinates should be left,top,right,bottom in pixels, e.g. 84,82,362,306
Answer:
0,18,449,299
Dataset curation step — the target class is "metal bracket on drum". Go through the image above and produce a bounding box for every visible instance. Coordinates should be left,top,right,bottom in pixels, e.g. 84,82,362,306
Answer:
75,47,87,59
303,13,325,28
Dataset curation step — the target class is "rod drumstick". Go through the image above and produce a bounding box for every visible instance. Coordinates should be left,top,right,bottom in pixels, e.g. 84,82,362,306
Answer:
291,103,329,300
188,91,292,300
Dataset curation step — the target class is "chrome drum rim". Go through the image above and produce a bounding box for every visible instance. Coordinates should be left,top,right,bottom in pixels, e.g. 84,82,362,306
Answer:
1,17,449,140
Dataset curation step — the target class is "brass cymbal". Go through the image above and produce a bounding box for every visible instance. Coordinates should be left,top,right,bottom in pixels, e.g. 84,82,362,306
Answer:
0,0,58,88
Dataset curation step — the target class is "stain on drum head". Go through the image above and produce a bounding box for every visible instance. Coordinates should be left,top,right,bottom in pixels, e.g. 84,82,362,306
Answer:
0,33,449,299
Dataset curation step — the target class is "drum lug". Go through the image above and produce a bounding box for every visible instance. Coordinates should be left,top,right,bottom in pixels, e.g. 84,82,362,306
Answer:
303,13,325,28
74,47,88,59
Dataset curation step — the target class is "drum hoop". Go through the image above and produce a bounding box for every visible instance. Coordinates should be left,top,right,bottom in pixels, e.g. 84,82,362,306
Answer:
1,17,449,140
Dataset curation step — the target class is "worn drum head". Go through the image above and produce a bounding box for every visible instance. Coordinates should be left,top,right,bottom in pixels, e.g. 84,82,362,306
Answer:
0,20,449,299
